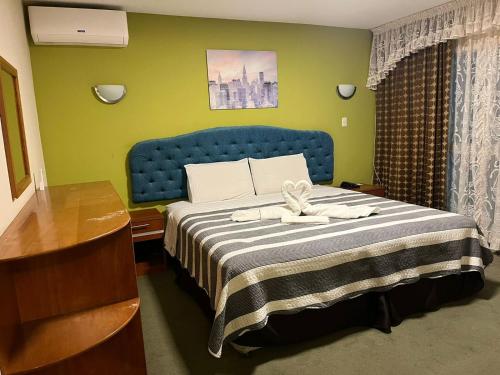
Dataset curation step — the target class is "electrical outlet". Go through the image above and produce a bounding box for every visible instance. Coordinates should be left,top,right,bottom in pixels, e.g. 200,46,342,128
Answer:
342,117,348,127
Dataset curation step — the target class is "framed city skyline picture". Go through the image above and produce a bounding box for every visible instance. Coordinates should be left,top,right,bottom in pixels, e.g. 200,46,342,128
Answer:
206,49,278,110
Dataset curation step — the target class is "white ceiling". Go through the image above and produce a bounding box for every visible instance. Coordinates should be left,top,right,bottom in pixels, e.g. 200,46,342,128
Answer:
24,0,450,29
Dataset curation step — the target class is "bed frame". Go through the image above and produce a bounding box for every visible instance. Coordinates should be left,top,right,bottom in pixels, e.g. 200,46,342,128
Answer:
173,257,483,350
129,125,333,203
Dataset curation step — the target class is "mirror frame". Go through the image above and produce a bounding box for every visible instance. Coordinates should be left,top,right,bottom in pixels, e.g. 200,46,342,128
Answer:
0,56,31,199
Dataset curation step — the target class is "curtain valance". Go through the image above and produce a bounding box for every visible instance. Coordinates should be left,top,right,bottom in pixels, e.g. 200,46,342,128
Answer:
367,0,500,89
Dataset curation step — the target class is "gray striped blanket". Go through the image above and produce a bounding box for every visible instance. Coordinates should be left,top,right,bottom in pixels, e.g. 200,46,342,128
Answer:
165,188,493,358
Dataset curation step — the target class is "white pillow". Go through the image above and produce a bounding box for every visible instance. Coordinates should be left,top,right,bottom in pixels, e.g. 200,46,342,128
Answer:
185,158,255,203
249,154,312,195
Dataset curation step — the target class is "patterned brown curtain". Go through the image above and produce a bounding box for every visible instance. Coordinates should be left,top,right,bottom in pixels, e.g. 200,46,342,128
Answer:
374,42,453,210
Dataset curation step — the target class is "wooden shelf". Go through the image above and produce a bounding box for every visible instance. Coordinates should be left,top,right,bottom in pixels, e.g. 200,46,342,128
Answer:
5,298,140,375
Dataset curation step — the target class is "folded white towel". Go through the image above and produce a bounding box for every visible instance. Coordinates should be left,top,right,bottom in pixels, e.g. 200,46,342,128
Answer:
231,206,295,222
231,180,380,223
281,214,330,224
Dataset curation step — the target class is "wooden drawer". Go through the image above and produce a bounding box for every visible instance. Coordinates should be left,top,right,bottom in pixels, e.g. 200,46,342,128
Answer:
129,209,165,243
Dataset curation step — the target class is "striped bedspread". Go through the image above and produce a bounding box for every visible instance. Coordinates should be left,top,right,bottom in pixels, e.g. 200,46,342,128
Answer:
164,186,493,358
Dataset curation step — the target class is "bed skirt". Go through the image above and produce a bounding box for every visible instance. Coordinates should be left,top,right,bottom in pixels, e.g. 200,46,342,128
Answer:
171,257,484,350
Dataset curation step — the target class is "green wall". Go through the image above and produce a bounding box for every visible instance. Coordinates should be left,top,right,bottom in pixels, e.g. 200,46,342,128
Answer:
30,13,375,208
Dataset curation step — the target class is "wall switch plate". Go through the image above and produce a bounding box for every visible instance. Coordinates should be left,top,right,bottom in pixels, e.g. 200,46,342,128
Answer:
342,117,348,127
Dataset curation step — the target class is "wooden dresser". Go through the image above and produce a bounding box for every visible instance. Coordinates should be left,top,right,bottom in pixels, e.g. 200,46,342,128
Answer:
0,181,147,374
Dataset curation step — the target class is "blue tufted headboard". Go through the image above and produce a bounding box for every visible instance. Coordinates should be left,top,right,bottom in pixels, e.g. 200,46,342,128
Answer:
129,126,334,203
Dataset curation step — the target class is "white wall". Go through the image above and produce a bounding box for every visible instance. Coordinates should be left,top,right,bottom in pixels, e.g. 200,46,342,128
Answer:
0,0,45,235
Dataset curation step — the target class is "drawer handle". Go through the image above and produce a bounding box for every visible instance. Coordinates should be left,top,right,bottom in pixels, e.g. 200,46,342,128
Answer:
132,223,150,230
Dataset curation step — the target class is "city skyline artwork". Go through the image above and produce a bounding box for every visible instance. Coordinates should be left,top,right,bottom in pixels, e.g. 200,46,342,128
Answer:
206,49,278,110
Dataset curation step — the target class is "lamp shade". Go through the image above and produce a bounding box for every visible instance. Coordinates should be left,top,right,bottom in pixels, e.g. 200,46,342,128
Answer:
336,84,356,100
92,84,127,104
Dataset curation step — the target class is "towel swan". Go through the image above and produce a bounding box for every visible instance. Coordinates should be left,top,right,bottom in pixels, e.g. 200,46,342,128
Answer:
231,180,380,224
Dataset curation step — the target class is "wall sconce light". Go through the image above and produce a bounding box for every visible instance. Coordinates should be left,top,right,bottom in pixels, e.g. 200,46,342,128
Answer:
92,84,127,104
336,84,356,100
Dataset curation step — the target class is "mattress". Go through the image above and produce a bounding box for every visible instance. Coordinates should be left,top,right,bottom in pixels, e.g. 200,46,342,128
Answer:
164,185,493,358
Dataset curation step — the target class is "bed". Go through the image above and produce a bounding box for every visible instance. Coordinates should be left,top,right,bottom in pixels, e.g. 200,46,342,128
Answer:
129,125,493,358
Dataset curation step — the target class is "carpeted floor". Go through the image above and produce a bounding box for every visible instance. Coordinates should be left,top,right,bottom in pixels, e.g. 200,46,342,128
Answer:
138,254,500,375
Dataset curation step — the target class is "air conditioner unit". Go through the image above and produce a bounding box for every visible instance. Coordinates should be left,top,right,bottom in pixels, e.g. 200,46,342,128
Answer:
28,6,128,47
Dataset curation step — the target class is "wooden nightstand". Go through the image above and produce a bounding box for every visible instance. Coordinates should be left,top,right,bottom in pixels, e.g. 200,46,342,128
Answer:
130,208,165,242
352,184,385,197
129,208,166,276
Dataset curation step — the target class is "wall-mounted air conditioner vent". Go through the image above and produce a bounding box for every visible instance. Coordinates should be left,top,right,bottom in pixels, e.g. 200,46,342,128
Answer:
28,6,128,47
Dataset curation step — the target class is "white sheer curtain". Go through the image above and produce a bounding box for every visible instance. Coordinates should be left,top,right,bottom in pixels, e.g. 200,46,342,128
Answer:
448,30,500,250
367,0,500,89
